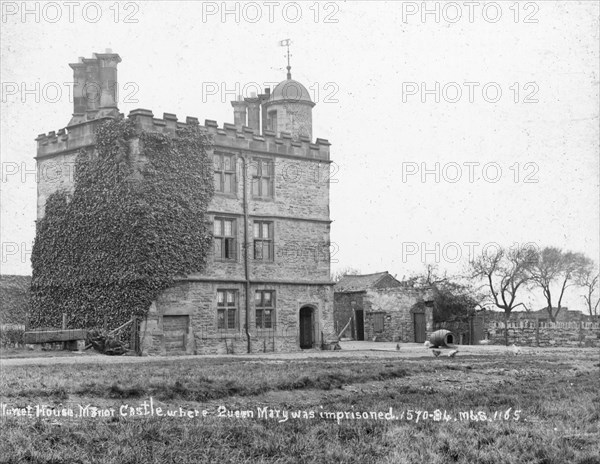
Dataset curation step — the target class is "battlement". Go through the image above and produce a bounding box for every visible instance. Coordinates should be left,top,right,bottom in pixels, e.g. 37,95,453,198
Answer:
36,110,331,161
35,116,116,159
128,109,330,161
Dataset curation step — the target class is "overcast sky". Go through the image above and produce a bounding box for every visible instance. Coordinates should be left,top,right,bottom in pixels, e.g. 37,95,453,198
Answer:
1,1,598,310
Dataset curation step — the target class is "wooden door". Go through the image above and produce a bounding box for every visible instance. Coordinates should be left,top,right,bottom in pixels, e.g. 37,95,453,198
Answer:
163,315,188,352
413,312,426,343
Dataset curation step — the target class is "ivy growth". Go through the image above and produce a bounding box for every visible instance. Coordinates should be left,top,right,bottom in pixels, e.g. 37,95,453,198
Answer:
30,118,214,329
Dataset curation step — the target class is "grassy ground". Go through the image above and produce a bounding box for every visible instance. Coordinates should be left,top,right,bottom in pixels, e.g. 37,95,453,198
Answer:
1,350,598,464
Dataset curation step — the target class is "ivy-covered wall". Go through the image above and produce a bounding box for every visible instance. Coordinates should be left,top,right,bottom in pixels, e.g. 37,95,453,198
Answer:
30,118,214,330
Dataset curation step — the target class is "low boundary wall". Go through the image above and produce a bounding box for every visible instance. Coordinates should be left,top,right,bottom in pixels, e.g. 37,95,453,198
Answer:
486,321,600,347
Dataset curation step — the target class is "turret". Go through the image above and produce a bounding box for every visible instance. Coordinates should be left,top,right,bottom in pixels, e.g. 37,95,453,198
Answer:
262,77,314,140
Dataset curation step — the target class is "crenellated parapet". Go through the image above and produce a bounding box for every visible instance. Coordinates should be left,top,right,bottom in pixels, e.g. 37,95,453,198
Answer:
127,109,331,161
36,108,331,162
35,116,117,159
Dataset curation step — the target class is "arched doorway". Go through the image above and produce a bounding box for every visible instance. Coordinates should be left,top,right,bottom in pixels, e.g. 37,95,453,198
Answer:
299,306,314,349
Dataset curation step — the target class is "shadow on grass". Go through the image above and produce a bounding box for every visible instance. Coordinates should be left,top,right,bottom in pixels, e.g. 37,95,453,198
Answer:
90,367,410,403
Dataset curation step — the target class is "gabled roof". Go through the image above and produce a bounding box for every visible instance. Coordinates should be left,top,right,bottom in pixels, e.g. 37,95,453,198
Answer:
334,272,401,293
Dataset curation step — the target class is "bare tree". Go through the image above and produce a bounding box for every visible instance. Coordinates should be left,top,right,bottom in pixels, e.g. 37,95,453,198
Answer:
470,246,535,345
331,266,361,282
529,247,593,322
577,265,600,319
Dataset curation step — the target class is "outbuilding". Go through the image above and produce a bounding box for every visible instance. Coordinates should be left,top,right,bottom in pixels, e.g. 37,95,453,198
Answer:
334,272,434,343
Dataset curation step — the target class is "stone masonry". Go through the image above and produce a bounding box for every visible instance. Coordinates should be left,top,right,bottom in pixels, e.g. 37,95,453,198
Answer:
35,51,337,355
334,273,434,343
486,321,600,347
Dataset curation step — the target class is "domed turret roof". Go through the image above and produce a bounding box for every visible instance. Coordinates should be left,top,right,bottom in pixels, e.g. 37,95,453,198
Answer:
268,78,314,105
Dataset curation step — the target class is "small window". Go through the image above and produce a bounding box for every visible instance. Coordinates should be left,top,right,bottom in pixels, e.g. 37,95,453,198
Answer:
214,153,236,194
251,158,274,198
255,290,275,329
373,313,384,333
253,221,273,261
217,290,237,330
268,110,277,132
214,218,236,260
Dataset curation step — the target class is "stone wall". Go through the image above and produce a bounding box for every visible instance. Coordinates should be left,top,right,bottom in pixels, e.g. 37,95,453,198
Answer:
37,56,334,357
363,287,434,343
486,321,600,347
35,110,331,220
141,281,335,355
334,287,434,343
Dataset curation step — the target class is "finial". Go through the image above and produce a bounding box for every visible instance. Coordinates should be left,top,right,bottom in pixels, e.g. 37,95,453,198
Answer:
279,39,292,79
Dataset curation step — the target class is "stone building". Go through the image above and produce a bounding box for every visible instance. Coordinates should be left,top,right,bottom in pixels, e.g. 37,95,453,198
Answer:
334,272,434,343
34,51,337,355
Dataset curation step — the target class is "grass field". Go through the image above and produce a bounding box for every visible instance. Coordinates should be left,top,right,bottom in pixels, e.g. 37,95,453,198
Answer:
1,348,598,464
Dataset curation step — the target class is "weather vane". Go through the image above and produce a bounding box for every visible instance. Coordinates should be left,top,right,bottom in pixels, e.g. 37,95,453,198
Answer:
279,39,292,79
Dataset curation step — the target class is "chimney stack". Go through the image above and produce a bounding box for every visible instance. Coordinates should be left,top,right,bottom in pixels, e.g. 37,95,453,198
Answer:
244,94,261,133
259,88,270,136
67,51,121,126
231,95,247,130
68,60,87,125
82,57,100,119
94,51,122,117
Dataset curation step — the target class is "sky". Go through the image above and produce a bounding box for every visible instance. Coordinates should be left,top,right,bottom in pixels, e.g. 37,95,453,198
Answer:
1,1,598,311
